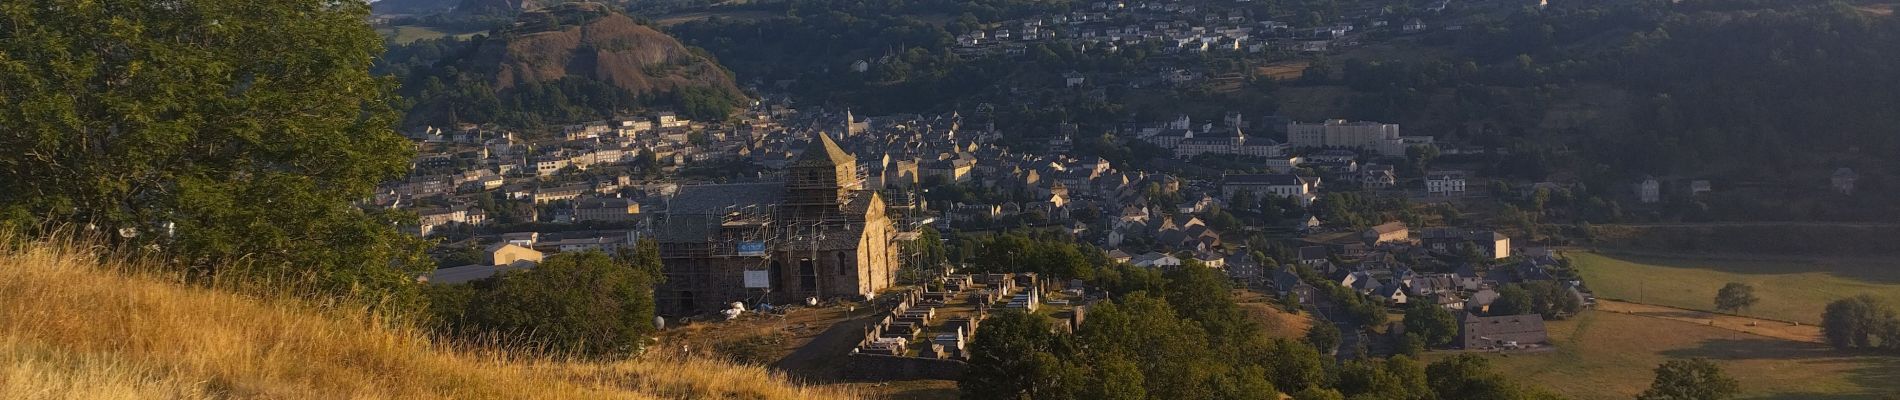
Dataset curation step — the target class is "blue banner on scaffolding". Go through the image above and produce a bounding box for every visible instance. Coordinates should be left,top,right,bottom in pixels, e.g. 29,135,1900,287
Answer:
736,241,767,256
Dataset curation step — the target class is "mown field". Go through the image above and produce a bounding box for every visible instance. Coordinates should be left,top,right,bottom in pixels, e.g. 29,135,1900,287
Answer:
1463,311,1900,400
1568,251,1900,324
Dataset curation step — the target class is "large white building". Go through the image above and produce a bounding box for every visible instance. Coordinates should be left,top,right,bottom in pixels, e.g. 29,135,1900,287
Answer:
1287,120,1429,156
1172,127,1287,158
1221,174,1318,206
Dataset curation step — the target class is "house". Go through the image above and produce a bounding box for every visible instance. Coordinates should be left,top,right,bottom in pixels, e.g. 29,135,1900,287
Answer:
1458,313,1549,350
1224,253,1263,283
533,185,587,204
1374,285,1408,305
1064,71,1086,87
1426,171,1467,195
1636,176,1661,204
573,197,640,222
1222,174,1317,206
1263,155,1305,173
1421,228,1511,259
1341,270,1383,294
1452,264,1484,291
1689,180,1712,195
500,232,538,247
486,243,544,266
1402,18,1426,32
1296,246,1329,265
425,263,533,284
1360,163,1397,189
1405,273,1457,297
1362,221,1409,244
1130,252,1183,269
1833,167,1859,195
1466,288,1500,313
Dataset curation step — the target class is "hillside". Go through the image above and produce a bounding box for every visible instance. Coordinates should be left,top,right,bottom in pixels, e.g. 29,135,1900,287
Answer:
480,4,742,102
0,236,856,400
394,3,748,129
371,0,464,16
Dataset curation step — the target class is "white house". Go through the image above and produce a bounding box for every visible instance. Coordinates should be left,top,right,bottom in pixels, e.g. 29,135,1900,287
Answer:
1426,171,1467,195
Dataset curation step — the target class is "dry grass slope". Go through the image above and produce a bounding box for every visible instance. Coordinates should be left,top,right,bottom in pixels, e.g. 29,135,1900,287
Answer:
0,236,859,400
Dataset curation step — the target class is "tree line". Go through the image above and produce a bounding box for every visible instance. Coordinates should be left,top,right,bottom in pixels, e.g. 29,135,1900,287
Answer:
961,262,1568,399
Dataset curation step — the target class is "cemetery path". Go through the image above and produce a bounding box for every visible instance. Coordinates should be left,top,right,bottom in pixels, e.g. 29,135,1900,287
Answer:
772,302,889,381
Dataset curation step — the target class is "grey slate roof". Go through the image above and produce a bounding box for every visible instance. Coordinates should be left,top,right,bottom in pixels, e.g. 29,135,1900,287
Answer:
660,182,784,243
668,182,784,214
427,264,532,285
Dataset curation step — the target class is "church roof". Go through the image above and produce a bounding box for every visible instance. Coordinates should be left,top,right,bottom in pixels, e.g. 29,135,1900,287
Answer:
668,182,784,214
796,132,857,167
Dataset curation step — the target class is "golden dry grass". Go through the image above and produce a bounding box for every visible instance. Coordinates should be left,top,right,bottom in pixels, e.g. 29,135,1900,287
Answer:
1254,61,1311,81
0,235,860,399
1236,290,1314,339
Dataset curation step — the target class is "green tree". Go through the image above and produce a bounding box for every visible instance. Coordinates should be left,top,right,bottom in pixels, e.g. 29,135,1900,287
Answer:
1075,294,1220,399
1305,323,1342,354
1394,333,1426,357
1164,262,1253,347
1404,301,1460,347
1713,282,1759,315
0,0,426,307
462,251,657,357
1082,354,1147,400
1821,295,1900,350
1292,387,1346,400
960,311,1081,399
1635,359,1739,400
1426,354,1529,400
1384,355,1432,400
1260,338,1328,393
619,238,665,282
1523,281,1582,320
1491,285,1535,316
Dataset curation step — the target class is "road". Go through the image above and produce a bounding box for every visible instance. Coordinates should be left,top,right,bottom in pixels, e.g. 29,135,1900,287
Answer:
1308,298,1369,361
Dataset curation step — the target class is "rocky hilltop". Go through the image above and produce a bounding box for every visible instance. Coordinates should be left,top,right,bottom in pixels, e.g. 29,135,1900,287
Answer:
475,3,743,100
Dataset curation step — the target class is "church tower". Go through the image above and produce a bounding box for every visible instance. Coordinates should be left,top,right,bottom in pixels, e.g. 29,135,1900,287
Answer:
784,132,859,218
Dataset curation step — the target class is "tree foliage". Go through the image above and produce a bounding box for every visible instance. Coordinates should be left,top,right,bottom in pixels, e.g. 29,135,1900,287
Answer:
1403,301,1459,347
434,248,659,358
1425,354,1540,400
1713,283,1759,315
1491,285,1536,316
1821,295,1900,351
1635,359,1739,400
958,311,1082,399
0,0,428,307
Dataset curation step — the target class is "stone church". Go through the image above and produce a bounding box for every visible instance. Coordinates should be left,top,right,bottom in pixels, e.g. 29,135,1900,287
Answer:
654,133,900,315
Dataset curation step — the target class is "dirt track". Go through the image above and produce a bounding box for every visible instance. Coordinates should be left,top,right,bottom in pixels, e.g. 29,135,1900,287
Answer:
1594,300,1822,344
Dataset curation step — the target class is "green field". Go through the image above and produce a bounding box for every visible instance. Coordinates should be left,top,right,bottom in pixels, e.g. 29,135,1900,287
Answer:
1568,251,1900,324
1464,311,1900,400
376,25,485,44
